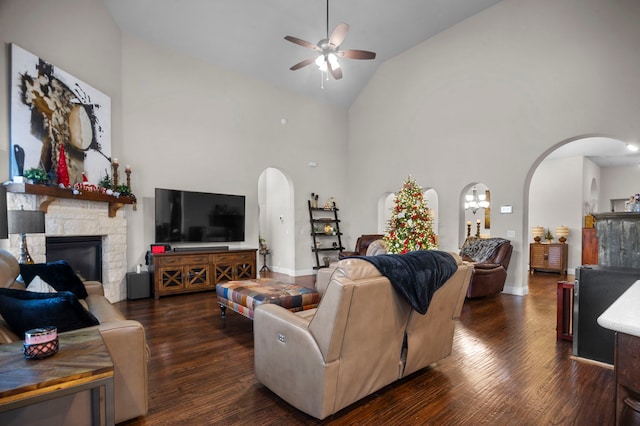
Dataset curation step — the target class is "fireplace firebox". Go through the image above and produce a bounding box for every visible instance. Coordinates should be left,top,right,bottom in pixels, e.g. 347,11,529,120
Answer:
46,236,103,282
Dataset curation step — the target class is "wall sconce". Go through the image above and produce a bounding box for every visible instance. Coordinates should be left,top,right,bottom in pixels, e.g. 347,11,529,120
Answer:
465,186,490,215
8,207,46,264
556,226,569,243
532,226,545,243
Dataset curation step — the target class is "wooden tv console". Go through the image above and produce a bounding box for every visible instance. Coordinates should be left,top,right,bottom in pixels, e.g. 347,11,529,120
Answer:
150,249,257,299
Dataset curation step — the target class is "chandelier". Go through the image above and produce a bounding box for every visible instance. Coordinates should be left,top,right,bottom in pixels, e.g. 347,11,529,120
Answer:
464,186,490,215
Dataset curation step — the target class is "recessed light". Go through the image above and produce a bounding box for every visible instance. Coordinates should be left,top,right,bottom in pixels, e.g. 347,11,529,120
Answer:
627,143,639,152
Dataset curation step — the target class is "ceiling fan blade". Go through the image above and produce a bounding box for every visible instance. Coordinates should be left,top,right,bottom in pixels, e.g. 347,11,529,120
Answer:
338,49,377,60
328,23,349,49
290,57,317,71
284,35,321,51
328,60,343,80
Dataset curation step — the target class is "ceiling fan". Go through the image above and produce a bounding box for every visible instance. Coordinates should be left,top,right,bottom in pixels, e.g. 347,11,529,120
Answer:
284,0,376,81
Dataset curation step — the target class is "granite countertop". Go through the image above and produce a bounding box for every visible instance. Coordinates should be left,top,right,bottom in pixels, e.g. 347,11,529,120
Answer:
598,280,640,337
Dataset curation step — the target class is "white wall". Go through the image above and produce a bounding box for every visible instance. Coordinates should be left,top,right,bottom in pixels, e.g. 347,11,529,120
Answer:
600,166,640,212
529,157,584,273
120,33,348,275
346,0,640,295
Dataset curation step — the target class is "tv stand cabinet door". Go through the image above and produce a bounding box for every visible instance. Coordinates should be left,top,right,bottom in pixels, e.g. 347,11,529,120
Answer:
213,251,256,283
156,257,185,295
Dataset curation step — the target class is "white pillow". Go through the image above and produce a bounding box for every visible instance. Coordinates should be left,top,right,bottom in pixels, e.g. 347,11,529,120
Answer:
25,275,57,293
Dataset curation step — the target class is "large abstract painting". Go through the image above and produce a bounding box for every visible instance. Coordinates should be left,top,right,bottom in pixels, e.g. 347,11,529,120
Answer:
10,44,111,185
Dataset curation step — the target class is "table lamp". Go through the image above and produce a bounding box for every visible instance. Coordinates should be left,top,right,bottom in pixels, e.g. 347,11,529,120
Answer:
555,226,569,244
531,226,545,243
8,207,45,264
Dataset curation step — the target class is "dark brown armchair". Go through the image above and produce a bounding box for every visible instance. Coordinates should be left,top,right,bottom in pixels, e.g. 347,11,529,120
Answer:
339,234,384,259
460,237,513,298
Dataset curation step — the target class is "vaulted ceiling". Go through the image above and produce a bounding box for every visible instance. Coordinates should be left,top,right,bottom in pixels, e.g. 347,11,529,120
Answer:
103,0,502,108
103,1,640,167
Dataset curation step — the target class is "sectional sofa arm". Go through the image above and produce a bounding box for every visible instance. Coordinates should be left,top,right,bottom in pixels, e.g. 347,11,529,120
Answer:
97,320,149,423
254,304,322,360
83,280,105,296
254,305,337,418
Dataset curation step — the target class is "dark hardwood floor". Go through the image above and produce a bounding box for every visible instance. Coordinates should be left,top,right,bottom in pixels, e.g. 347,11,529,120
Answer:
116,272,614,425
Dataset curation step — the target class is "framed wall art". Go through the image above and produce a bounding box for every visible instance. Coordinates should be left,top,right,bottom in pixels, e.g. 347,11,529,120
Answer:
10,44,111,186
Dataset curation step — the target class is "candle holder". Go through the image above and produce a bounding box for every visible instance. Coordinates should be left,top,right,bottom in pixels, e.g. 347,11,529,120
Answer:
466,222,471,238
476,221,481,238
125,166,132,189
112,160,119,188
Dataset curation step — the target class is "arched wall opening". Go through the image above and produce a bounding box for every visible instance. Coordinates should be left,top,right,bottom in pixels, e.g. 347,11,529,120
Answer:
524,135,633,293
257,167,295,275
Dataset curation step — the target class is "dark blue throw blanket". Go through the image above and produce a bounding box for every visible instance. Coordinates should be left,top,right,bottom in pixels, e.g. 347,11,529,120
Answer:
352,250,458,314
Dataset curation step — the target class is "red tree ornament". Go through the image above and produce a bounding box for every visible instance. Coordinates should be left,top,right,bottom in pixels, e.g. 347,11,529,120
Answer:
57,143,70,187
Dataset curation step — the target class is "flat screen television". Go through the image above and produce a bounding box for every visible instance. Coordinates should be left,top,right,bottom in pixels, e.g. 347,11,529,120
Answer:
155,188,245,243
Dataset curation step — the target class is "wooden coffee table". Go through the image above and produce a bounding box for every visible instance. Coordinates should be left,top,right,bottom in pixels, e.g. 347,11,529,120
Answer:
0,329,114,425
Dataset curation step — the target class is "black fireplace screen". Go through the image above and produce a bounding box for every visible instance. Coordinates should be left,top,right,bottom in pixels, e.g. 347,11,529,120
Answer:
46,236,102,282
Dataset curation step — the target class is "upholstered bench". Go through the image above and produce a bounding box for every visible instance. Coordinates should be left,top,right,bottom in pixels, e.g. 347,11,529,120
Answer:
216,278,319,319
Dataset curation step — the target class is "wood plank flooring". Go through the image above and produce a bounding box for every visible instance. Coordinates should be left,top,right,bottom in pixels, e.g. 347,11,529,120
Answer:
115,272,614,425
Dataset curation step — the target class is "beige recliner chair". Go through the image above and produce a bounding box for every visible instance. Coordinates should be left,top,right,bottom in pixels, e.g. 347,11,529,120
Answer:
253,253,472,420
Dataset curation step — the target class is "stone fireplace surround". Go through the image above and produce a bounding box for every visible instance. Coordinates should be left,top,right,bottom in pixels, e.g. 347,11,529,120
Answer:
7,193,128,302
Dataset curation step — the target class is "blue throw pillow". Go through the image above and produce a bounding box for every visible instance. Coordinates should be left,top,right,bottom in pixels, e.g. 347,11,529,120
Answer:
19,261,88,299
0,288,99,337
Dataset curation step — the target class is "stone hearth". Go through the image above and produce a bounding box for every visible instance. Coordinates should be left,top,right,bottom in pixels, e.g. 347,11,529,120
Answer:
7,193,128,302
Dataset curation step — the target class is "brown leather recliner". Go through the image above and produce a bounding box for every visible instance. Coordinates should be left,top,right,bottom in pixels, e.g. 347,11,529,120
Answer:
338,234,384,259
460,237,513,298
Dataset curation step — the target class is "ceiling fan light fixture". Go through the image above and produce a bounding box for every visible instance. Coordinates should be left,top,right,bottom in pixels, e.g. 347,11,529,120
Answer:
327,53,340,69
284,0,374,81
315,55,327,70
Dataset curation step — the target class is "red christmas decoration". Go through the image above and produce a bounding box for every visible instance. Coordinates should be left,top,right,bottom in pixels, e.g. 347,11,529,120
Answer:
57,143,70,187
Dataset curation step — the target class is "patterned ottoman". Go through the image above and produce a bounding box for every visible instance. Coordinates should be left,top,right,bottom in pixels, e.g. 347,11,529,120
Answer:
216,278,319,319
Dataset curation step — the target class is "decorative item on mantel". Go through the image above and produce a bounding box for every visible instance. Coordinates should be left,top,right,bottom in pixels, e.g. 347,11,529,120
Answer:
532,226,545,243
23,167,48,185
556,226,569,243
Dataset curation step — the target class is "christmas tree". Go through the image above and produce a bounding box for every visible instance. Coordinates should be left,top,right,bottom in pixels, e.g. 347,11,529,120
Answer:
383,176,438,254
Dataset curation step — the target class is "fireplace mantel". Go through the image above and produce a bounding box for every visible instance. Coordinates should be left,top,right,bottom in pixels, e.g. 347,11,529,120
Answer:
5,182,136,217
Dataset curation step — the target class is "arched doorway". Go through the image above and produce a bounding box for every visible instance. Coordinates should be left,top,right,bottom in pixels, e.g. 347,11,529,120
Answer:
257,168,295,275
525,135,636,288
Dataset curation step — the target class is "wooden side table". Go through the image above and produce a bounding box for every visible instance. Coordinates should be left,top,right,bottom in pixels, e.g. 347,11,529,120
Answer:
259,249,271,272
0,329,114,425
